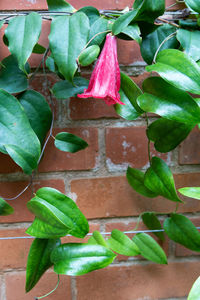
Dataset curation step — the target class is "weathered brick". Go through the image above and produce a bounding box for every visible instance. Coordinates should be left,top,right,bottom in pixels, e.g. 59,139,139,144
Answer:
38,128,98,172
179,126,200,165
106,127,170,169
5,271,71,300
71,173,200,219
117,39,143,65
0,179,65,223
0,152,21,173
76,262,200,300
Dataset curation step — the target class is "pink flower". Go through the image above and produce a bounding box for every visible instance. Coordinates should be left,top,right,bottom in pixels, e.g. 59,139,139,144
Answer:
77,34,124,106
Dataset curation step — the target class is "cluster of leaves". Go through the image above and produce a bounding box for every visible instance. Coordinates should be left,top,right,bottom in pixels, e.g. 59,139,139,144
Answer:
0,0,200,298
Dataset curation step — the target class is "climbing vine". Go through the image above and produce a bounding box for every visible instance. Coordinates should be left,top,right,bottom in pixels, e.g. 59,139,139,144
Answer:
0,0,200,298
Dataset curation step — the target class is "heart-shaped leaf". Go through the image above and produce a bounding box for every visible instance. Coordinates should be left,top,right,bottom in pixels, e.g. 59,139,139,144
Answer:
52,77,89,99
178,187,200,200
26,187,89,239
144,157,182,202
164,214,200,251
177,29,200,61
126,166,158,198
5,12,42,73
137,77,200,125
78,45,100,66
78,6,100,25
133,233,167,264
88,17,109,47
121,23,141,43
147,118,193,152
49,13,90,82
54,132,88,153
133,0,165,23
115,72,143,120
106,229,140,256
0,198,14,216
26,238,61,292
188,276,200,300
112,10,141,35
146,49,200,95
142,212,164,241
19,90,52,145
51,243,116,275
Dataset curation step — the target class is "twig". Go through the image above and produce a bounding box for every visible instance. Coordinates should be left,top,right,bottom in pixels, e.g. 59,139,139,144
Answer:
153,31,177,64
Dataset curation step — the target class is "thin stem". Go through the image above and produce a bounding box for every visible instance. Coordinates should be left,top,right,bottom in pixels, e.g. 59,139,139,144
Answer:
153,31,177,64
35,275,60,299
29,47,50,84
145,113,152,164
157,17,180,28
3,179,32,201
174,203,179,213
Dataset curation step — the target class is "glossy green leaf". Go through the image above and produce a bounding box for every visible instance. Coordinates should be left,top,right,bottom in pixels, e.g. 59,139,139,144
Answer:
0,198,14,216
88,18,108,46
147,118,193,152
185,0,200,13
164,214,200,251
51,243,116,275
115,72,143,120
54,132,88,153
133,233,167,264
106,229,140,256
126,166,158,198
5,12,42,73
188,276,200,300
52,77,89,99
144,157,182,203
0,55,29,93
121,23,141,43
137,77,200,125
19,90,52,145
177,29,200,61
178,187,200,200
47,0,75,12
78,6,100,25
78,45,100,66
49,13,90,82
46,56,57,73
88,231,108,248
26,238,61,292
146,49,200,95
141,24,178,64
133,0,165,23
142,212,164,241
26,187,89,239
0,89,40,174
32,43,46,54
112,10,140,35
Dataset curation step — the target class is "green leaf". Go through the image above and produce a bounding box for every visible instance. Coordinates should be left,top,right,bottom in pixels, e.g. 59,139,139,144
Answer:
115,72,143,120
178,187,200,200
49,13,90,82
46,56,57,73
137,77,200,125
133,233,167,264
78,45,100,67
0,55,29,93
47,0,75,12
78,6,100,25
133,0,165,23
51,243,116,275
19,90,52,145
52,77,89,99
106,229,140,256
121,23,141,44
141,24,178,65
32,43,46,54
26,187,89,239
188,276,200,300
0,198,14,216
26,238,61,292
177,29,200,62
142,212,164,241
126,166,158,198
0,89,40,174
89,18,109,46
54,132,88,153
112,10,140,36
89,231,108,248
144,157,182,203
5,12,42,73
185,0,200,13
164,214,200,252
146,49,200,95
147,118,193,152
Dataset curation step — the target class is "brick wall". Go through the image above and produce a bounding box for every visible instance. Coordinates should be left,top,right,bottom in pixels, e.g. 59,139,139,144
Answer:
0,1,200,299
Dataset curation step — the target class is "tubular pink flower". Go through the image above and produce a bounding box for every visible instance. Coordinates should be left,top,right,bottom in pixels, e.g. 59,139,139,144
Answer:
77,34,124,106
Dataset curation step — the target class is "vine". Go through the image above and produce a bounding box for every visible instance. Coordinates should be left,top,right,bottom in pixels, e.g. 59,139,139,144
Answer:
0,0,200,298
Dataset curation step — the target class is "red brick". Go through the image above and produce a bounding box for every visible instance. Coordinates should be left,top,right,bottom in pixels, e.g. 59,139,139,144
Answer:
106,127,170,169
0,152,21,173
0,179,65,223
117,39,143,65
116,0,185,10
179,126,200,165
38,128,98,172
130,72,151,89
71,173,200,219
76,262,200,300
5,271,71,300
